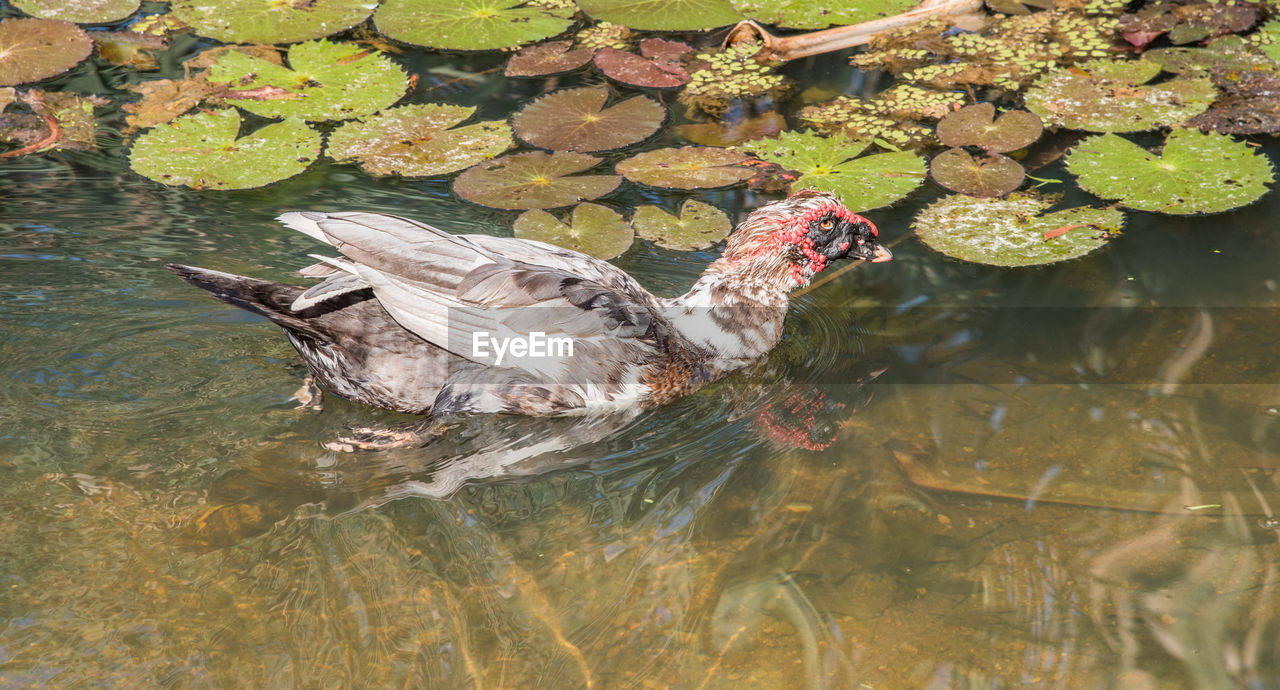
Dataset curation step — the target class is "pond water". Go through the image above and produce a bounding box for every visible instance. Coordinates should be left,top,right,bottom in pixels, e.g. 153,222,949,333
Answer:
4,49,1280,689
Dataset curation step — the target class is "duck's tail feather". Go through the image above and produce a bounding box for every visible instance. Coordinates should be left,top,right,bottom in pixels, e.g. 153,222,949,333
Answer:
165,263,319,336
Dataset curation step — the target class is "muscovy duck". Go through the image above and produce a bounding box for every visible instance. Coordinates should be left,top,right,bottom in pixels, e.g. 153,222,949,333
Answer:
166,189,890,416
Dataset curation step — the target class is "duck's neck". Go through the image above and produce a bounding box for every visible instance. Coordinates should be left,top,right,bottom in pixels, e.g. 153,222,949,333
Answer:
661,256,795,370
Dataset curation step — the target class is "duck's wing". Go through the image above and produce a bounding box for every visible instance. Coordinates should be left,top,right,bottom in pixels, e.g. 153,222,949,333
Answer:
277,211,668,373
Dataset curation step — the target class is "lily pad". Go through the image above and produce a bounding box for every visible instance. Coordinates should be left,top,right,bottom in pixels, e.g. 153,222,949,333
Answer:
93,31,167,71
1066,130,1274,215
1146,37,1279,76
513,87,664,153
12,0,139,23
129,109,321,190
740,130,926,212
1024,58,1216,133
122,77,221,132
208,40,408,122
505,41,595,78
454,151,622,210
675,112,787,147
731,0,919,30
913,192,1122,267
0,19,93,87
632,200,732,251
1187,70,1280,135
328,104,512,177
170,0,375,44
0,88,15,112
375,0,573,51
929,148,1025,198
593,38,693,88
0,89,101,154
615,147,755,189
575,0,742,30
936,103,1043,153
513,203,634,260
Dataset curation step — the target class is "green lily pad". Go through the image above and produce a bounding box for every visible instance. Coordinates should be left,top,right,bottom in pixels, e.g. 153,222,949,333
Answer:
575,0,742,30
328,104,512,177
936,103,1043,153
513,87,664,153
129,109,321,190
593,38,692,88
208,40,408,122
740,130,926,212
914,192,1123,267
1066,130,1274,215
615,147,755,189
170,0,375,44
12,0,139,23
0,19,93,87
513,203,634,260
929,148,1025,198
375,0,573,51
731,0,918,30
505,41,595,78
1024,58,1216,133
632,200,732,251
454,151,622,210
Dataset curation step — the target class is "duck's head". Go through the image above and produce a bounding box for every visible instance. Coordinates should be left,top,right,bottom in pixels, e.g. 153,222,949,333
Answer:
720,189,890,290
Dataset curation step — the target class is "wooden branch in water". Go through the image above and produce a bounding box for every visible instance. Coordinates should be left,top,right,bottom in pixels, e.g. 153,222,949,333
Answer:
725,0,985,63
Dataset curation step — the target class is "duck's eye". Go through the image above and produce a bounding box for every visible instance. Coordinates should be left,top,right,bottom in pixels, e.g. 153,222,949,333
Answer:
819,219,834,230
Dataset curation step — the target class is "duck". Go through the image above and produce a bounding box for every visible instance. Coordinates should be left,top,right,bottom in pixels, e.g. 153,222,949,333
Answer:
166,189,891,417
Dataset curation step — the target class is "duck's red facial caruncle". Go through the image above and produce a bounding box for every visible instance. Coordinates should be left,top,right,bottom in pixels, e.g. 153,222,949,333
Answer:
770,202,891,283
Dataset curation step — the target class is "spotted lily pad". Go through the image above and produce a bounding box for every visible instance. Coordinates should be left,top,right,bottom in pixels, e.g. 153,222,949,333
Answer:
930,148,1025,198
0,19,93,87
632,200,731,251
615,147,755,189
208,40,408,122
129,109,321,190
1146,37,1279,76
513,88,664,153
513,203,634,260
593,38,693,88
375,0,573,51
740,130,926,212
170,0,375,44
12,0,139,23
454,151,622,210
1024,58,1216,133
575,0,742,30
505,41,595,78
914,192,1122,267
936,103,1043,153
731,0,919,30
1066,130,1274,215
328,104,512,177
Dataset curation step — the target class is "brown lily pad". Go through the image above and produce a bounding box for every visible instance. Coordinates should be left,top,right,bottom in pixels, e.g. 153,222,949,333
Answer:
632,200,732,251
0,88,15,112
505,41,595,78
929,148,1025,198
1186,70,1280,135
513,203,634,260
0,19,93,87
512,87,664,153
936,103,1043,153
615,146,756,189
328,104,512,177
122,77,222,132
454,151,622,210
93,31,168,71
593,38,693,88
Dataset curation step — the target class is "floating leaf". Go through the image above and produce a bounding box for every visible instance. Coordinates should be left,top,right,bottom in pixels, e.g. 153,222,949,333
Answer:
208,40,408,122
12,0,139,23
375,0,573,51
575,0,742,31
676,112,787,147
680,43,788,117
1024,58,1216,133
513,203,634,260
1146,37,1279,76
123,77,220,131
576,21,632,50
0,19,93,87
929,148,1025,198
913,192,1122,267
936,103,1043,153
632,200,731,251
615,147,756,189
732,0,918,30
170,0,375,44
593,38,692,88
1066,130,1274,215
93,31,167,71
454,151,621,210
505,41,595,78
0,88,15,112
0,90,100,154
328,104,512,177
740,130,926,212
1186,70,1280,135
513,87,663,153
129,109,321,190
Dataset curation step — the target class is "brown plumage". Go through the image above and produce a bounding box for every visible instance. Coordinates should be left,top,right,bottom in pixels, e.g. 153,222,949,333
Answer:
166,189,891,416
